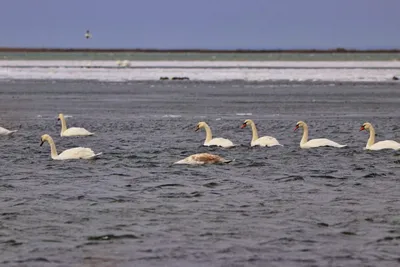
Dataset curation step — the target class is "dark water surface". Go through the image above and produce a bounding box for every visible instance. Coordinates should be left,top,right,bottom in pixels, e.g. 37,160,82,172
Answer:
0,80,399,267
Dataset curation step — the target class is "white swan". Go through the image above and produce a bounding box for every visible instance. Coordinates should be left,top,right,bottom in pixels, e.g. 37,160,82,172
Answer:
174,153,232,165
360,122,400,150
294,121,347,149
0,126,17,136
195,121,234,148
58,113,94,137
40,134,102,160
240,119,281,147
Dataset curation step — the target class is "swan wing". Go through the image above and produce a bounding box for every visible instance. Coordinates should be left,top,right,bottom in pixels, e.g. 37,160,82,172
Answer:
302,138,346,148
57,147,96,160
369,140,400,150
252,136,281,147
174,153,231,165
62,127,94,137
206,138,234,148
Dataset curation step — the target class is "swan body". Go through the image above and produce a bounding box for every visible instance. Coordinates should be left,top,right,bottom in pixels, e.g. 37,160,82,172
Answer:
294,121,347,149
241,119,281,147
174,153,232,165
195,121,234,148
360,122,400,150
58,113,94,137
40,134,102,160
0,126,17,136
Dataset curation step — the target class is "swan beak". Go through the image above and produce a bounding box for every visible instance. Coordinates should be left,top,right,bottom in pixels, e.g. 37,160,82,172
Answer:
240,123,247,129
40,140,44,146
294,125,299,131
195,126,199,132
359,126,365,131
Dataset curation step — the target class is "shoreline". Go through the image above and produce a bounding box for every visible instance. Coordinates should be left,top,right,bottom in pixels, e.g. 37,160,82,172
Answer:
0,47,399,53
0,79,397,86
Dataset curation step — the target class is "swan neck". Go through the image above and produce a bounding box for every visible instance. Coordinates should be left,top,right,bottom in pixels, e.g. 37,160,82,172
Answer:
60,116,67,134
47,137,58,159
367,126,376,148
249,122,259,141
301,124,309,145
204,124,213,142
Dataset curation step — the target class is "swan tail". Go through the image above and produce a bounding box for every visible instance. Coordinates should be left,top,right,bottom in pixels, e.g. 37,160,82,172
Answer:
173,159,187,165
88,152,102,159
269,143,283,147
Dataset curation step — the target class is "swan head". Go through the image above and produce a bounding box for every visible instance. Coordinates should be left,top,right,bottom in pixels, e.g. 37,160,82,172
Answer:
57,113,64,121
40,134,51,146
240,119,253,129
360,122,372,132
195,121,207,132
294,121,306,131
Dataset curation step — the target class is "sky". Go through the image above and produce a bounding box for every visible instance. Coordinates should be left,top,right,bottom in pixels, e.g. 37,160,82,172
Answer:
0,0,399,49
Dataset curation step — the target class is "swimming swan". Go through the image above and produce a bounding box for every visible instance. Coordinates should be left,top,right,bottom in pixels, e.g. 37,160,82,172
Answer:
195,121,234,148
174,153,232,165
58,113,94,137
294,121,347,149
360,122,400,150
40,134,102,160
0,126,17,136
240,119,281,147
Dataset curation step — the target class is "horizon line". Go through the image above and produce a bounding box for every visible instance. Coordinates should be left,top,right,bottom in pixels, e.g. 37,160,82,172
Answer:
0,47,399,53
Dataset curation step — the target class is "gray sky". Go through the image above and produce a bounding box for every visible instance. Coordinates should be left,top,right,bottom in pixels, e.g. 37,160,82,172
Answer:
0,0,398,49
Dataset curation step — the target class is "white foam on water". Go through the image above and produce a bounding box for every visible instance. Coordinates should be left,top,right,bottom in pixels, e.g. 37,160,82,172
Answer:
236,113,253,116
0,60,398,82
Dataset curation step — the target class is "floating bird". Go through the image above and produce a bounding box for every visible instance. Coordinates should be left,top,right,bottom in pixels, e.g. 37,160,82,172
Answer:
294,121,347,149
40,134,102,160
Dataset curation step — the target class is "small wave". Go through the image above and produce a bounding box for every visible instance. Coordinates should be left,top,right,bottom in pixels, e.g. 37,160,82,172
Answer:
203,182,219,188
236,113,252,116
87,234,139,241
162,114,181,118
363,172,387,178
153,183,186,189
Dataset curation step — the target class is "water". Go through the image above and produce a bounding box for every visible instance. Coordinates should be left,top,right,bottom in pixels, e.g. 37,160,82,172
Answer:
0,79,399,266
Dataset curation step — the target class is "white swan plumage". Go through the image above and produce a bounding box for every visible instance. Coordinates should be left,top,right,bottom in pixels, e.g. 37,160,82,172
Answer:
58,113,94,137
360,122,400,150
40,134,102,160
294,121,347,149
195,121,234,148
174,153,232,165
240,119,281,147
0,126,17,136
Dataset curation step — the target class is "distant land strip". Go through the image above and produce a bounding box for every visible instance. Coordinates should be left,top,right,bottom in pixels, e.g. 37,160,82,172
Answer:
0,47,400,53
